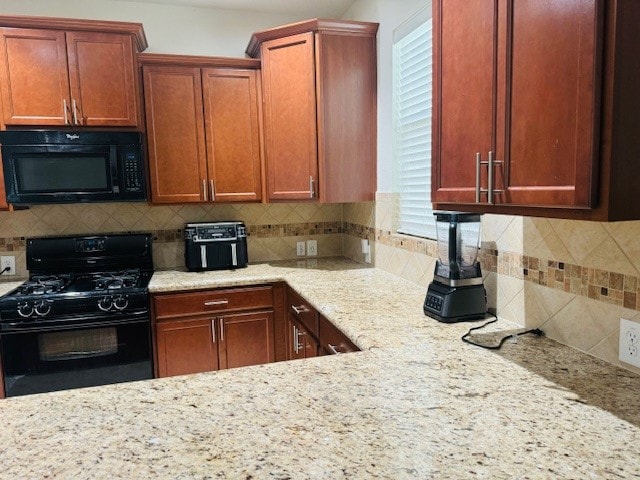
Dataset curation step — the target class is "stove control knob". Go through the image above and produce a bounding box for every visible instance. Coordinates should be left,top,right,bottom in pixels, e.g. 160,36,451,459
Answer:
17,301,34,318
34,300,52,317
98,296,113,312
113,295,129,311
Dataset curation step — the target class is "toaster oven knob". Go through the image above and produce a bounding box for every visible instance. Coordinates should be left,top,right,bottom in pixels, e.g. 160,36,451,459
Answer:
34,300,52,316
17,301,34,318
98,296,113,312
113,295,128,311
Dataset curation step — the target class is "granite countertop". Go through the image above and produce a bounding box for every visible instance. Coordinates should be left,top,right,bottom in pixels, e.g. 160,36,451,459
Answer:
1,258,639,479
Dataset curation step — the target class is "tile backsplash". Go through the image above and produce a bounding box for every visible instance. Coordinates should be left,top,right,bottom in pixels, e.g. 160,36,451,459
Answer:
0,202,343,277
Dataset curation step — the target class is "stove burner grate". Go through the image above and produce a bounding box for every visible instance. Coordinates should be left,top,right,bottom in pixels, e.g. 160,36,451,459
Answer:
93,270,140,290
18,275,70,295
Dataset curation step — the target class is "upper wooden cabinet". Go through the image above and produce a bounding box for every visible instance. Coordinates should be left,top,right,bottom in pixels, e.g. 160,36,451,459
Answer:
0,16,146,127
248,19,378,203
141,54,263,204
432,0,640,221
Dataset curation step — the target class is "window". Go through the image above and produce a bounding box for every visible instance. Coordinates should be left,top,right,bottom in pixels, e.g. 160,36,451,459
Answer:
393,6,434,238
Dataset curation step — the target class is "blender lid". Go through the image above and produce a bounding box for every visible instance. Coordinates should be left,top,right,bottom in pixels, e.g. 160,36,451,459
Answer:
434,211,482,223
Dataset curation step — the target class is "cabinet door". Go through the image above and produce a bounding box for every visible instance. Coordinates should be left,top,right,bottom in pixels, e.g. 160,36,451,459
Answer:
218,311,274,369
432,0,497,204
498,0,601,207
143,65,207,203
0,28,70,125
261,32,318,201
66,31,138,126
156,318,218,378
202,68,262,202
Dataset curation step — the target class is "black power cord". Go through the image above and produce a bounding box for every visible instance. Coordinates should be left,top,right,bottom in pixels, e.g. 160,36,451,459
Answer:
0,266,10,275
462,317,544,350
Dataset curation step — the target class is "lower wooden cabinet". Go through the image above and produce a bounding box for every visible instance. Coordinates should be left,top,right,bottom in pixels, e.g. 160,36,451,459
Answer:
156,317,218,377
286,314,318,361
153,285,276,378
318,314,359,356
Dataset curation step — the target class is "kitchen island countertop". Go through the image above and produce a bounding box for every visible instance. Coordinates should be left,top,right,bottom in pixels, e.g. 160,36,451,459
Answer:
1,258,639,479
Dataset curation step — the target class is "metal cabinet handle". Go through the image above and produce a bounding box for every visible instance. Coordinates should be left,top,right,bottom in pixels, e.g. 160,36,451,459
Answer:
211,318,216,343
63,99,69,125
204,300,228,306
210,179,215,202
71,98,79,125
219,318,224,342
475,152,482,203
309,176,315,199
291,305,308,315
328,343,341,355
202,179,208,201
293,325,299,354
487,151,504,205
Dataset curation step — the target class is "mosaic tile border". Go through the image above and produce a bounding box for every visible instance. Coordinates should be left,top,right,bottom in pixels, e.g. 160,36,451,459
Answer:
343,222,640,312
0,222,345,251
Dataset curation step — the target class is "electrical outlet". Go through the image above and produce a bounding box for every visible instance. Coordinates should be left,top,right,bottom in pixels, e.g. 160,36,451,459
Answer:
296,241,306,256
0,255,16,276
306,240,317,256
619,318,640,368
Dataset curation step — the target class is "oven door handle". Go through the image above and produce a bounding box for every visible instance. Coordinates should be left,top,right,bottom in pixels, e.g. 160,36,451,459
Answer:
0,314,150,334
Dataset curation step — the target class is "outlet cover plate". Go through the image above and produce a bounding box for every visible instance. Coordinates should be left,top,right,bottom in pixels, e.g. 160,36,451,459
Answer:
306,240,317,256
619,318,640,368
0,255,16,276
296,241,306,256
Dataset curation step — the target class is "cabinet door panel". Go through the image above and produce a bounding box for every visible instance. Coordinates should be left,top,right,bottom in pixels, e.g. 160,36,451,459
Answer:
432,0,497,203
261,32,318,201
0,28,70,125
156,318,218,377
202,68,262,202
66,31,137,126
219,311,274,369
501,0,600,207
143,65,207,203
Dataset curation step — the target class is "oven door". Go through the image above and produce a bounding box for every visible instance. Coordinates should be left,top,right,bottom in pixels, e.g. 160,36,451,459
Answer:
0,316,152,397
2,145,118,205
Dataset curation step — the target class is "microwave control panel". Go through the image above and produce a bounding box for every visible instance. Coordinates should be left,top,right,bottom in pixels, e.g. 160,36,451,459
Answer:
122,152,143,192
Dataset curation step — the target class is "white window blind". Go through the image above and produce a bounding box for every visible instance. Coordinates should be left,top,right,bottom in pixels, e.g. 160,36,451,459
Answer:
393,10,434,239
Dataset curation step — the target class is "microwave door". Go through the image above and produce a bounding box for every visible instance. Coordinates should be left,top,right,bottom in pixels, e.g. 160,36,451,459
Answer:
4,146,115,204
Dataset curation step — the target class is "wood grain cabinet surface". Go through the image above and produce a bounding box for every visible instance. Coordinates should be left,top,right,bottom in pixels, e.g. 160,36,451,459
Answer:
248,19,379,203
152,285,276,378
0,16,145,127
141,55,263,204
432,0,640,221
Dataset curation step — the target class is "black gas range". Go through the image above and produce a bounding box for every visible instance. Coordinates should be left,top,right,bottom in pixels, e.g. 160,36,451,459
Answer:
0,233,154,397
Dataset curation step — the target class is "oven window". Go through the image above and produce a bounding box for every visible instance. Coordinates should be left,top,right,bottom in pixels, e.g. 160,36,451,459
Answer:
15,155,109,192
39,327,118,361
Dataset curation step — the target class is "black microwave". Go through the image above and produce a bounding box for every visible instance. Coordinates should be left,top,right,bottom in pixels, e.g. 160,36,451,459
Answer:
0,130,147,205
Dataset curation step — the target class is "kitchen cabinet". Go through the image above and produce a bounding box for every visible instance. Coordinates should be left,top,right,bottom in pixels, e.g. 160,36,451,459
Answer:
247,19,378,203
285,286,319,360
432,0,640,221
153,285,276,377
0,16,146,127
318,314,359,355
141,55,263,204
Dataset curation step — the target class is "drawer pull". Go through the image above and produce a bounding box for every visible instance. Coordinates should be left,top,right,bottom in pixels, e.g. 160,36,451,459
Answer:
204,300,229,306
327,344,341,355
291,305,308,315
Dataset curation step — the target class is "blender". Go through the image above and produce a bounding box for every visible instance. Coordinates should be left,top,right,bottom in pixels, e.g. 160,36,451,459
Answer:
423,212,487,322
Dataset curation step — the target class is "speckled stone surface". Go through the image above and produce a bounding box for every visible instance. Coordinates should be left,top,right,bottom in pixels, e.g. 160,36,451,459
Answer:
0,281,23,297
1,258,639,479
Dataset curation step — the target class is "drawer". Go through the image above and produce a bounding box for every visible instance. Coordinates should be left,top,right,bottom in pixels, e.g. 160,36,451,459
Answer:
318,314,359,355
154,285,273,320
287,287,318,338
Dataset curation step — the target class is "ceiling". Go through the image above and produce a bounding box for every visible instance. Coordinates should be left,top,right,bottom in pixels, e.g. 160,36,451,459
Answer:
119,0,358,17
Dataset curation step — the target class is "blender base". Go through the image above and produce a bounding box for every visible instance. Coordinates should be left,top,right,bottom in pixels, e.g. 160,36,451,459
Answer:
424,281,487,323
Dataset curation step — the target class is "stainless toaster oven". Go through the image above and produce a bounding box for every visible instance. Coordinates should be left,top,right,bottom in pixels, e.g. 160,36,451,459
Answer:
184,222,248,271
